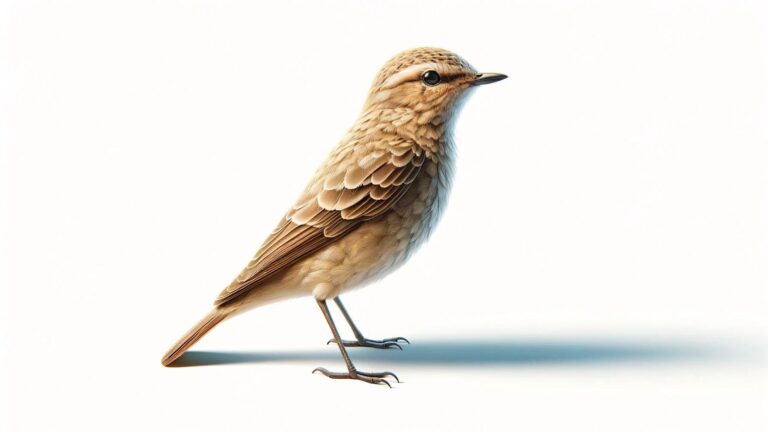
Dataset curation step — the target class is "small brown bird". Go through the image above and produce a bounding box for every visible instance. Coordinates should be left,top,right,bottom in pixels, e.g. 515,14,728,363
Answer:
162,47,506,386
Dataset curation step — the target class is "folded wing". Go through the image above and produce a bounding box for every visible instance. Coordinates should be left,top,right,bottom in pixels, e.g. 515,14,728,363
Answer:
215,140,425,306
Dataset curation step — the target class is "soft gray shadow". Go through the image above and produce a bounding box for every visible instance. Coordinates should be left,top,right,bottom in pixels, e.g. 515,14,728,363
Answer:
170,338,725,368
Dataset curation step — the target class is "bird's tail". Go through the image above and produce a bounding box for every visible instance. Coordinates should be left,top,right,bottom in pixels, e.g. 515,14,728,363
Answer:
161,308,231,366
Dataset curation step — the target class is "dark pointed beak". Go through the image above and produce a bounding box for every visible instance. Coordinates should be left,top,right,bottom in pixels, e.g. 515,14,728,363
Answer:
471,72,507,86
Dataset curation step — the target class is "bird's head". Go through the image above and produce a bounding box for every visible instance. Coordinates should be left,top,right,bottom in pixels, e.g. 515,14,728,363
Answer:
363,47,506,126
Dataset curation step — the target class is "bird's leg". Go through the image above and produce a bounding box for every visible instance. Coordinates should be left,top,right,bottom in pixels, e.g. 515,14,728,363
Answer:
313,299,399,387
326,296,409,350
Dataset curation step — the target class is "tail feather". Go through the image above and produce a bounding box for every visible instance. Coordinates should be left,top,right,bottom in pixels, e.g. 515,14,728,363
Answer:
161,309,230,366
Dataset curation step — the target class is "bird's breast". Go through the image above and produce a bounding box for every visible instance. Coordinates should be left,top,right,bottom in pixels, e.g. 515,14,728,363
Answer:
335,149,456,290
291,137,456,299
393,153,455,256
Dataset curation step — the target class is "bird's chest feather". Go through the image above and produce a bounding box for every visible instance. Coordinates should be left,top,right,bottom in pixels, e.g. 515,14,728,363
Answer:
298,139,456,296
350,142,454,283
394,152,455,253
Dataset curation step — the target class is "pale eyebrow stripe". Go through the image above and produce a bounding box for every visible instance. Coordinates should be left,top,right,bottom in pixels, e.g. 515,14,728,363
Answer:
382,63,468,89
381,63,438,88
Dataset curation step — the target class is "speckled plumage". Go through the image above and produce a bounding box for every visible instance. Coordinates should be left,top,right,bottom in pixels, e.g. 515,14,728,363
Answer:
162,48,503,368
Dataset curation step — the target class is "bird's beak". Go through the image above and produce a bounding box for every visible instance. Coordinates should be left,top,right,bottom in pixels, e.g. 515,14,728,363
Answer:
471,72,508,86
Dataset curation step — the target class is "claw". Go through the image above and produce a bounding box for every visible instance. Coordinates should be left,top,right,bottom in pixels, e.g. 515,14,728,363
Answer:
357,370,400,383
312,367,399,388
328,338,407,350
380,371,400,383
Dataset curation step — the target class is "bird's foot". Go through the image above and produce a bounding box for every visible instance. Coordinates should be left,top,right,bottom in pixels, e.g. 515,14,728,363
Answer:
327,336,410,350
312,367,399,387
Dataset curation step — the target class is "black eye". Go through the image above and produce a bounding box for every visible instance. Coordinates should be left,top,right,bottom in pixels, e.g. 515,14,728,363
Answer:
421,70,441,86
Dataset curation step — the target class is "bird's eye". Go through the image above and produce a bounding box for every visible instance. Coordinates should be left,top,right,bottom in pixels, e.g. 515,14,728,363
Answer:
421,70,441,86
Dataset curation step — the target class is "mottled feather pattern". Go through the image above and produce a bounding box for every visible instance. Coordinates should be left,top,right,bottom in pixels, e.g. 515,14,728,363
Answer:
215,140,429,305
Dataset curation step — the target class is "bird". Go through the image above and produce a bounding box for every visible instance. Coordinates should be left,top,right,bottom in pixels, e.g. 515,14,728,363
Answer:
161,47,506,386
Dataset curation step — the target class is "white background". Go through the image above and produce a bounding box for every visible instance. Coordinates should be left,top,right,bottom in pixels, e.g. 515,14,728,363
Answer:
1,0,767,430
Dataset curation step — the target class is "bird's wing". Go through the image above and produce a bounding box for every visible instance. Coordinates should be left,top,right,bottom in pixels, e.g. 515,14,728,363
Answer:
214,141,426,306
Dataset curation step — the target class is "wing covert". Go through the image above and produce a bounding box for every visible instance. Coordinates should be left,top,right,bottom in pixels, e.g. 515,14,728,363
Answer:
215,142,425,306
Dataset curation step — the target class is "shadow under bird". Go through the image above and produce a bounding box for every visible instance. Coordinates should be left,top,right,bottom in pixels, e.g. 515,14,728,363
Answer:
162,47,506,387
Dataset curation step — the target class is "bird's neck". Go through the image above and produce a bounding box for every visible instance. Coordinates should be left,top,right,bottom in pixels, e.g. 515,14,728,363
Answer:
353,107,456,161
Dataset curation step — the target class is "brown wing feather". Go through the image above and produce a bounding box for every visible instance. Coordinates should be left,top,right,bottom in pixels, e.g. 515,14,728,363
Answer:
214,144,424,306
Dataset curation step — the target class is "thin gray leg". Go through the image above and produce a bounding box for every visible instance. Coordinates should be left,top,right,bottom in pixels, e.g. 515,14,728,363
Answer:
313,299,399,387
326,296,410,350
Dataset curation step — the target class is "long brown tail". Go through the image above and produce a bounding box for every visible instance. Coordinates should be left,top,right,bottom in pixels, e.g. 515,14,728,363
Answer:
161,309,230,366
